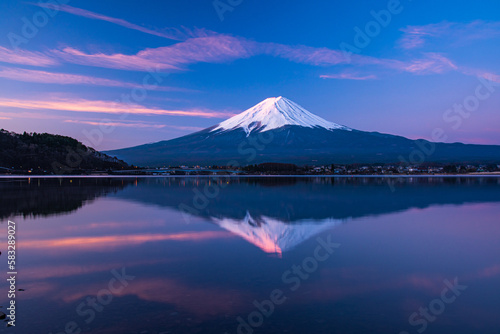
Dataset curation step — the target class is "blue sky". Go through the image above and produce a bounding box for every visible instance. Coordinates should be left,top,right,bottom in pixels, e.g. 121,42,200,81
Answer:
0,0,499,149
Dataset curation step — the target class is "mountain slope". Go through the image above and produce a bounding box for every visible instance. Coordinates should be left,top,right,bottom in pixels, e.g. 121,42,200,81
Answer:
106,97,500,166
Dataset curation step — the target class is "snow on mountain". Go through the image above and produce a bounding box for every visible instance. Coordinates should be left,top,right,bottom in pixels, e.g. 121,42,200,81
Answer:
211,96,351,136
212,211,345,256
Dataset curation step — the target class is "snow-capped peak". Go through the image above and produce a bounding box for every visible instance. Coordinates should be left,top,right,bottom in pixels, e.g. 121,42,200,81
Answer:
212,211,345,255
211,96,351,135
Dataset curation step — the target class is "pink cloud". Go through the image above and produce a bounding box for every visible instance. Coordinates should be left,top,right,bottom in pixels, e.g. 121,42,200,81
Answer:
0,66,188,91
460,67,500,83
257,42,404,69
320,72,377,80
19,258,169,281
477,265,500,279
49,34,459,79
56,277,251,317
51,34,254,72
0,110,71,120
399,20,500,49
10,3,491,83
21,231,234,250
0,46,57,67
49,35,401,74
0,97,235,118
31,3,380,72
0,111,210,131
35,3,373,72
64,119,166,129
263,43,347,66
398,53,457,74
399,22,452,49
66,119,205,132
166,125,205,132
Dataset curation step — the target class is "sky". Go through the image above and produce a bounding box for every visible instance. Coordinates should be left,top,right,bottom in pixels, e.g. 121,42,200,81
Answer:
0,0,499,150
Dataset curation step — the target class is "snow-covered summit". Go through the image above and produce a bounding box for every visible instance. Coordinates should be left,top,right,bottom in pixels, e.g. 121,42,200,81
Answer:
211,96,351,135
212,212,345,256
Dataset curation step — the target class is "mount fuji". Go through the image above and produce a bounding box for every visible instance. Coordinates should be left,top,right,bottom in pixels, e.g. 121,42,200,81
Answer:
212,212,345,256
106,97,500,166
212,96,351,135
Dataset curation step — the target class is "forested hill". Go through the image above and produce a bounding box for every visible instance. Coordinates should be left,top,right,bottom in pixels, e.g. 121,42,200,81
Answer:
0,129,130,174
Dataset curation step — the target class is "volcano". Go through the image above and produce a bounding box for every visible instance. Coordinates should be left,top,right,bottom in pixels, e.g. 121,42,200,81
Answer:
106,97,500,166
212,212,345,255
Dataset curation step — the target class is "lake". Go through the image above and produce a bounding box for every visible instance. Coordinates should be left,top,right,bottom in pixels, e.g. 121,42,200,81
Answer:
1,176,499,334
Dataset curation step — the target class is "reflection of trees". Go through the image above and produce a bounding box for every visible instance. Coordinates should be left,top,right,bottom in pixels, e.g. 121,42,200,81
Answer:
0,178,136,219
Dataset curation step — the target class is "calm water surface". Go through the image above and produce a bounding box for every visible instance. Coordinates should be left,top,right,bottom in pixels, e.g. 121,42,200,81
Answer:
0,177,499,334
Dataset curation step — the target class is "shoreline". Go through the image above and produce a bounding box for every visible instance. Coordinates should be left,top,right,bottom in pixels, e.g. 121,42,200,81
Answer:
2,174,500,179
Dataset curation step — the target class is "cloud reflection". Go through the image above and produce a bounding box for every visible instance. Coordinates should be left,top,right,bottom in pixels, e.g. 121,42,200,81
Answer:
21,231,233,250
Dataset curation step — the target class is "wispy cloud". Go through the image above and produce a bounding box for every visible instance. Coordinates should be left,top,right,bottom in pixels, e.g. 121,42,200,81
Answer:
49,34,459,78
51,37,400,73
401,53,457,74
0,66,188,92
398,23,450,49
2,8,477,83
22,231,233,249
263,43,348,66
320,53,457,76
0,110,72,120
22,3,464,78
51,35,254,72
10,3,493,84
0,46,57,67
0,110,207,132
399,20,500,49
459,67,500,83
33,3,190,41
35,4,364,70
0,97,234,118
320,72,377,80
64,119,166,128
23,3,391,73
65,119,204,132
166,125,205,132
477,71,500,84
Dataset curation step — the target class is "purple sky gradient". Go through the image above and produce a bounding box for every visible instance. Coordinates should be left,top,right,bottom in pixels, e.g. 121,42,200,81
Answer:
0,0,499,150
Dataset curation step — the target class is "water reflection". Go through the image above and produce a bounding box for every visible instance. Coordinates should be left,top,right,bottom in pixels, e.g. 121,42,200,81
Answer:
3,177,500,255
213,212,343,255
0,177,499,334
0,177,136,219
115,177,500,254
116,177,500,221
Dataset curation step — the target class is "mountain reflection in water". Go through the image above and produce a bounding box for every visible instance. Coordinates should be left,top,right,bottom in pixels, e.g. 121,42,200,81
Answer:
2,176,500,334
3,176,500,254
